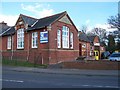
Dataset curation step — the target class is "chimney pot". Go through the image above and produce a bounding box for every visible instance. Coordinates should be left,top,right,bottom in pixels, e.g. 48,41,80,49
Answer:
0,21,7,25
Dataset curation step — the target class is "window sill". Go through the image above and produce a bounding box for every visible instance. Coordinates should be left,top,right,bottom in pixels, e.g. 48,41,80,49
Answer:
32,47,38,49
57,47,61,49
7,49,12,51
58,48,74,50
17,47,24,50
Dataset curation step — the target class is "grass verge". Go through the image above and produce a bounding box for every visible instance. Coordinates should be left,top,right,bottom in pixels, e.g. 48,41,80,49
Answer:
2,59,47,68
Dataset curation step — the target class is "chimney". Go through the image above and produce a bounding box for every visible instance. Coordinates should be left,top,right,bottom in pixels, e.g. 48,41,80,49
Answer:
0,21,9,33
0,21,7,26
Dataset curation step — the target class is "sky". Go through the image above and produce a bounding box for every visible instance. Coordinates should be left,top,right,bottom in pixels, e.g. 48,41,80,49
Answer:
0,2,119,32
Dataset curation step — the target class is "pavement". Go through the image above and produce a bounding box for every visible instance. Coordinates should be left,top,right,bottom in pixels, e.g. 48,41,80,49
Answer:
2,65,120,77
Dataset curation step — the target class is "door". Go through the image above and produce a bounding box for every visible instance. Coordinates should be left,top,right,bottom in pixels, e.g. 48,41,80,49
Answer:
94,50,99,60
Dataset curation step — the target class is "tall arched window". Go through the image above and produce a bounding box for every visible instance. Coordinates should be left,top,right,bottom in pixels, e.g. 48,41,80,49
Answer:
62,26,69,48
57,30,61,48
17,28,24,49
70,32,73,49
32,32,38,48
7,36,11,49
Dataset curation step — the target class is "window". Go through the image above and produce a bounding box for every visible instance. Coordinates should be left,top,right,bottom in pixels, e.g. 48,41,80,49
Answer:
32,32,38,48
82,43,86,48
90,51,92,56
18,21,23,25
62,26,69,48
7,36,11,49
17,28,24,49
96,52,98,56
70,32,73,49
101,47,104,50
57,30,61,48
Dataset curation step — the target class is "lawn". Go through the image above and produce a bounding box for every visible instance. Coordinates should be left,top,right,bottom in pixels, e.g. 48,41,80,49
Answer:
2,59,47,68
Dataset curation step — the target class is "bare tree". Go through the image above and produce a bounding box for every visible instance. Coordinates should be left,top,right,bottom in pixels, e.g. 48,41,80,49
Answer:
108,14,120,31
108,13,120,51
80,25,88,34
88,27,107,42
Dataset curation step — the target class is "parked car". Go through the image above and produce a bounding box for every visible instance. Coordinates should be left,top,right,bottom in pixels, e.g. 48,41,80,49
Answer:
108,53,120,61
101,51,110,59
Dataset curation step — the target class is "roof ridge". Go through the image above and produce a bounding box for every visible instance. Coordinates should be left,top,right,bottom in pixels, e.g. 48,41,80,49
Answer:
38,11,67,20
20,14,38,20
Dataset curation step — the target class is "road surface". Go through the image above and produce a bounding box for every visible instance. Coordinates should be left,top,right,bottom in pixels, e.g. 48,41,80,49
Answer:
2,69,119,88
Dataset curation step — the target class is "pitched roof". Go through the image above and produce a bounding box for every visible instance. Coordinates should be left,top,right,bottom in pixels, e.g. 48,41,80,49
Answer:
87,35,101,45
87,35,96,43
19,14,38,26
28,11,66,31
0,22,10,36
79,32,90,42
1,11,70,36
79,32,101,44
2,26,15,36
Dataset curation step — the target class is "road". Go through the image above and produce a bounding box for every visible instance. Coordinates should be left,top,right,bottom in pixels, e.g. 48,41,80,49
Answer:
2,69,119,88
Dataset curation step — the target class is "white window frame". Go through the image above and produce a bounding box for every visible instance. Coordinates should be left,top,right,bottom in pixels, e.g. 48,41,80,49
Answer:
7,36,11,49
18,21,23,25
62,26,69,48
17,28,24,49
82,43,86,48
57,30,61,48
32,32,38,48
70,32,73,49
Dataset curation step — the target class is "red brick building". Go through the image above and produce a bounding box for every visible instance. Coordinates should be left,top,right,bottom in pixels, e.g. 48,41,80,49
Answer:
0,11,79,64
79,32,91,57
79,32,105,60
0,22,10,51
88,35,105,60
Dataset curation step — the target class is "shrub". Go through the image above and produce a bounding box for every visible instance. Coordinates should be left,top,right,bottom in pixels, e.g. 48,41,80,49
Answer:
76,56,86,60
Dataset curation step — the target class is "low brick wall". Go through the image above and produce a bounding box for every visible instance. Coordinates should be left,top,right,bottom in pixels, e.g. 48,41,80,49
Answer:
62,60,120,70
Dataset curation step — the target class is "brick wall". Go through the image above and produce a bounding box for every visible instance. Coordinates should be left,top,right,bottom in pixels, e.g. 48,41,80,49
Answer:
79,41,91,57
48,21,79,64
1,36,7,51
62,60,120,70
2,15,79,65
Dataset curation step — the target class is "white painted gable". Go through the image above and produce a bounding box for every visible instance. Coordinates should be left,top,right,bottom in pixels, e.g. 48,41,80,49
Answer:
58,15,72,25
